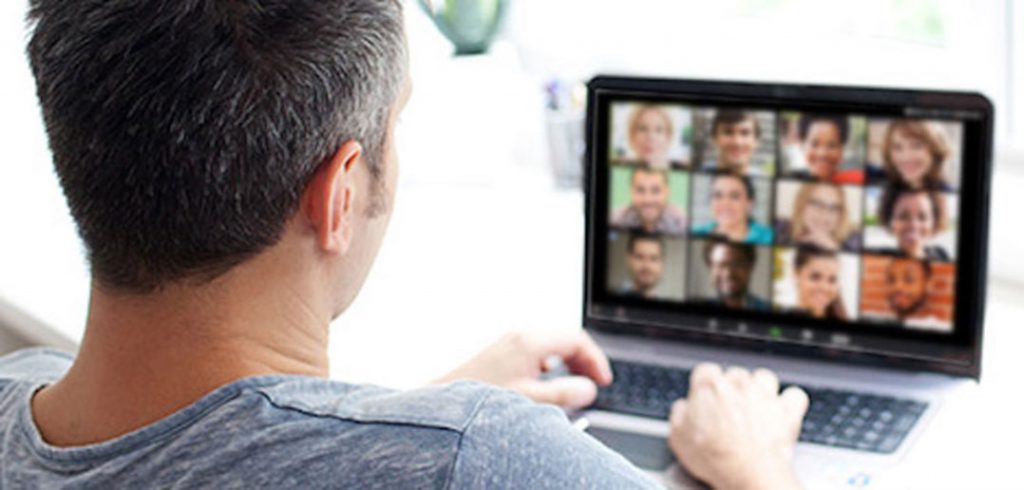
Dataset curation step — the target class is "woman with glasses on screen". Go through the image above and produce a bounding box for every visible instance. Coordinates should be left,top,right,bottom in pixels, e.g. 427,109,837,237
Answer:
791,246,848,321
776,183,860,252
691,173,772,245
880,119,953,191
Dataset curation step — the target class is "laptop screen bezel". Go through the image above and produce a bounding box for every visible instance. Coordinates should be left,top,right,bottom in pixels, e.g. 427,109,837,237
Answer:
582,76,993,380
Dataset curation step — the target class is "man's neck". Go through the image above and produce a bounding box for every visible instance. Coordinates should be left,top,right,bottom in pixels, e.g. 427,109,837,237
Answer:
31,249,334,447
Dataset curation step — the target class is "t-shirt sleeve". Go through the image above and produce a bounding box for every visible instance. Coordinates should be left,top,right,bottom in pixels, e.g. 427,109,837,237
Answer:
0,348,72,382
447,387,661,489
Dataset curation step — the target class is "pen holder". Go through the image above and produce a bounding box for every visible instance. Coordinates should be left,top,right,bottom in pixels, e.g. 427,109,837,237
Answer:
545,110,585,189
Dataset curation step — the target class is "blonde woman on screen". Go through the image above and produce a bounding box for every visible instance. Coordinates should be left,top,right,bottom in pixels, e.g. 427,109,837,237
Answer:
627,104,675,168
779,183,860,252
881,120,952,190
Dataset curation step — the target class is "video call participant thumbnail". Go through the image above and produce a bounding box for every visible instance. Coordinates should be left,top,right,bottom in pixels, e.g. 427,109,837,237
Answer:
860,256,954,332
617,232,666,298
699,238,770,310
880,119,954,191
626,104,676,169
876,186,951,261
785,114,864,185
709,109,761,175
775,182,862,252
784,246,849,321
886,258,946,328
691,172,772,245
610,167,687,235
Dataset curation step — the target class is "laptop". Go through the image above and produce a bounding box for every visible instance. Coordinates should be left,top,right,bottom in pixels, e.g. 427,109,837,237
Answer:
577,76,993,489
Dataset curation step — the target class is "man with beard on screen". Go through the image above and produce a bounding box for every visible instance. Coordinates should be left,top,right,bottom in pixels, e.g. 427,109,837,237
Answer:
611,167,688,235
885,257,949,331
617,233,666,298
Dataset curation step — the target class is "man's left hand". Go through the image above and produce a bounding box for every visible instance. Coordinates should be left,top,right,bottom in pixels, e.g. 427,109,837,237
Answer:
435,330,613,410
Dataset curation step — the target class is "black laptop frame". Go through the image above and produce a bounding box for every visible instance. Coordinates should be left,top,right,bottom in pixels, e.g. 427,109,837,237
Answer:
583,75,993,380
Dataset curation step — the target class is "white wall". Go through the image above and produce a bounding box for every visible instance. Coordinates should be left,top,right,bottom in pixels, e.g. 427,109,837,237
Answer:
506,0,1015,149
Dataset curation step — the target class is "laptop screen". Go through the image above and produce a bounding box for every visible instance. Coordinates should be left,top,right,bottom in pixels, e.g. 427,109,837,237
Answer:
584,77,993,378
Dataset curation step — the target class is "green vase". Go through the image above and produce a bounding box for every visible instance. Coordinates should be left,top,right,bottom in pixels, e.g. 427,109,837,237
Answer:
418,0,507,56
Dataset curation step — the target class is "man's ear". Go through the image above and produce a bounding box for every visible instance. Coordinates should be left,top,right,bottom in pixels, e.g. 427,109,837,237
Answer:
302,141,363,255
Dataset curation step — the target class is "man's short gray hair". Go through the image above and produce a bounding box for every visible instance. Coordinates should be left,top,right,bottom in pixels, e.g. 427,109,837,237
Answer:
27,0,407,293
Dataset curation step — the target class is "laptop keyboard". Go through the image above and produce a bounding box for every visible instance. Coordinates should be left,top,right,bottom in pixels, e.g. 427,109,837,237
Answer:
590,360,928,454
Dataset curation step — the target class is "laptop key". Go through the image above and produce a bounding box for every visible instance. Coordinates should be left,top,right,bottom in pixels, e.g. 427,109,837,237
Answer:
878,435,903,453
893,415,917,432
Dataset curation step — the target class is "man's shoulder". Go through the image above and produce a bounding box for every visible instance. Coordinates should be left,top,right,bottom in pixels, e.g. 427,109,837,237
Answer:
258,379,655,488
450,387,657,488
253,377,501,433
205,378,659,487
0,353,653,488
193,378,521,488
0,347,73,386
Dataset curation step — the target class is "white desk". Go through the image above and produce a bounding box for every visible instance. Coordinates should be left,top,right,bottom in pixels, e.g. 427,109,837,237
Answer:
2,32,1022,489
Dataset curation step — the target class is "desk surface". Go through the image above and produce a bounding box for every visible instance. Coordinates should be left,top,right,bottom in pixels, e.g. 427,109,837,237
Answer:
2,39,1021,490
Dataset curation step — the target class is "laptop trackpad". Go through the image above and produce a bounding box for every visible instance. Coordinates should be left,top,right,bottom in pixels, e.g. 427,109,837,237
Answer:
586,426,675,471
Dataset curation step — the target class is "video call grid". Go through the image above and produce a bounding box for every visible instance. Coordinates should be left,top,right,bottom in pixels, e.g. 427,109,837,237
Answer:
603,101,962,333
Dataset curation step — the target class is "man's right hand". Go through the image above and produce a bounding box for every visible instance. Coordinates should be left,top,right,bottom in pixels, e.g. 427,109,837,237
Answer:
667,363,809,490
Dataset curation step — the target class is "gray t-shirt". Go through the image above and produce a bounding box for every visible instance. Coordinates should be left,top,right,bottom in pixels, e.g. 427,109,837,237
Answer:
0,348,656,489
